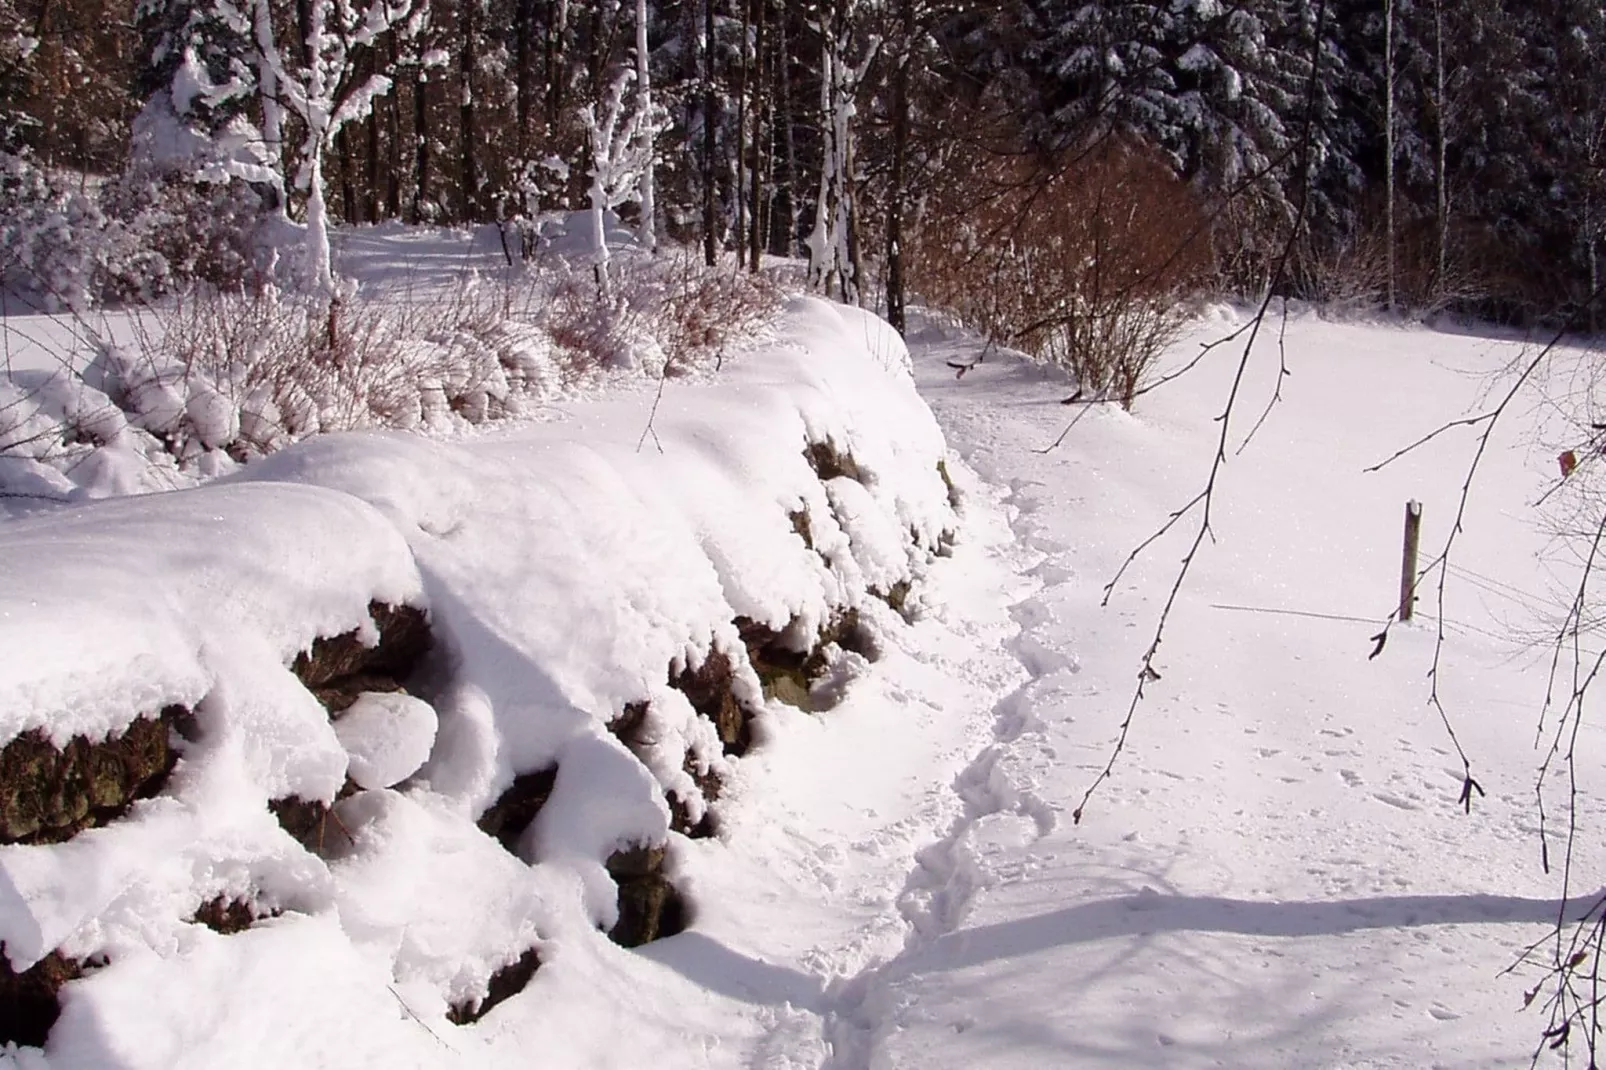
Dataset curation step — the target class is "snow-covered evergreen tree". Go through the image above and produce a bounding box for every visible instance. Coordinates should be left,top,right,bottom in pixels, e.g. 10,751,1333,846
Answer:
131,0,280,194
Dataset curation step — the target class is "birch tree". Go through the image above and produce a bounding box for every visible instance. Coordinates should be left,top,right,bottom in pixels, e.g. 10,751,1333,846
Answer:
634,0,656,251
580,61,665,297
263,0,418,295
806,0,868,303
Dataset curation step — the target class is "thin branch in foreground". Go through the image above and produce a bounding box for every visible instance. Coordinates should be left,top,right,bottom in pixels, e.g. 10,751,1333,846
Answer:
1235,299,1294,456
1363,411,1497,473
1073,0,1331,824
1034,400,1096,454
636,362,671,454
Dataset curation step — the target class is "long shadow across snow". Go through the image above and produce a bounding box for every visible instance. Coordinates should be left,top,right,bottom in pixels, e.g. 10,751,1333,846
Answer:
640,890,1599,1011
909,890,1602,975
641,931,828,1011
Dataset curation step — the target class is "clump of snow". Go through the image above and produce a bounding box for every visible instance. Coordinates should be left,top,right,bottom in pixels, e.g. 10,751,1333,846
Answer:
333,693,438,790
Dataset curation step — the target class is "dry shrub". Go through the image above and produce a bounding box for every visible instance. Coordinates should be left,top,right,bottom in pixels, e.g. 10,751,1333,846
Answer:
536,250,783,377
911,137,1210,407
106,286,510,459
93,250,785,463
1287,200,1494,319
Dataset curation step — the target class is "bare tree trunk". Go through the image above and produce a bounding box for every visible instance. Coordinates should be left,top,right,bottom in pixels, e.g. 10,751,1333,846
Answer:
515,0,535,213
459,0,479,222
412,71,430,223
545,0,567,134
1433,0,1447,294
886,0,910,334
734,0,750,267
1384,0,1396,311
748,0,767,271
635,0,657,250
366,92,381,222
1589,192,1599,333
337,126,357,222
778,5,797,256
702,0,718,265
386,39,402,218
844,122,862,305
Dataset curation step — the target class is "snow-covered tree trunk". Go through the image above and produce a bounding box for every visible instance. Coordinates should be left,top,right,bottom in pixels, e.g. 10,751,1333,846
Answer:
304,146,331,290
262,0,413,296
582,63,666,300
634,0,655,252
806,1,860,303
886,0,911,334
701,0,716,266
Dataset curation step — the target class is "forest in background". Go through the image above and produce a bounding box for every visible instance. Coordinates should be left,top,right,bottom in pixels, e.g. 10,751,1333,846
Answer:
3,0,1605,344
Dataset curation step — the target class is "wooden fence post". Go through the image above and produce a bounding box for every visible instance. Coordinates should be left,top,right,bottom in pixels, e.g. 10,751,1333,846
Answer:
1399,500,1422,622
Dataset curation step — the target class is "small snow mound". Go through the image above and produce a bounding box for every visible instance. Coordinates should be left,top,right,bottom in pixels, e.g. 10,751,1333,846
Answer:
332,692,439,790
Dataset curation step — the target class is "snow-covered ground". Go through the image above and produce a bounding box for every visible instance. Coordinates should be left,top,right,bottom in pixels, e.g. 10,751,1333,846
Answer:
3,225,1603,1068
870,308,1606,1069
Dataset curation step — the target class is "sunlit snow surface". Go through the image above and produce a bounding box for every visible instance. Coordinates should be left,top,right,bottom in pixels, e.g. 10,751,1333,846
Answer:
3,224,1602,1069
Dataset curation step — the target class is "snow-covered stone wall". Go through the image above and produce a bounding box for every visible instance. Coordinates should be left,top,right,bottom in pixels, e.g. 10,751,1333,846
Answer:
0,296,957,1066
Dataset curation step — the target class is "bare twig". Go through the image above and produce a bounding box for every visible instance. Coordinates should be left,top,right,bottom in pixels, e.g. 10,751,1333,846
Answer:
1072,0,1332,823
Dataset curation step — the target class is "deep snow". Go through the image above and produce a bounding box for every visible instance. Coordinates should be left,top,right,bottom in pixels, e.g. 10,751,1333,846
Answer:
3,226,1605,1068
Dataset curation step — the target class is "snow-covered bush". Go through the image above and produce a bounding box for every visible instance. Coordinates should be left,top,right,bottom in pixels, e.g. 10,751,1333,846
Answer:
0,154,163,311
912,139,1210,408
103,170,276,293
0,149,277,310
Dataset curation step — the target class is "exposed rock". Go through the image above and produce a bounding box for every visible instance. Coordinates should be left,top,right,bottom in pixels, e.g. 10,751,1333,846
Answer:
805,439,866,484
314,673,406,716
476,767,558,855
606,701,651,748
607,843,665,879
606,845,685,948
0,949,84,1048
736,611,877,712
191,895,271,935
608,703,719,840
670,750,720,839
290,602,431,714
446,946,541,1025
873,580,914,621
788,509,814,550
670,650,755,755
269,795,327,844
735,617,815,710
268,784,361,854
0,709,181,846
